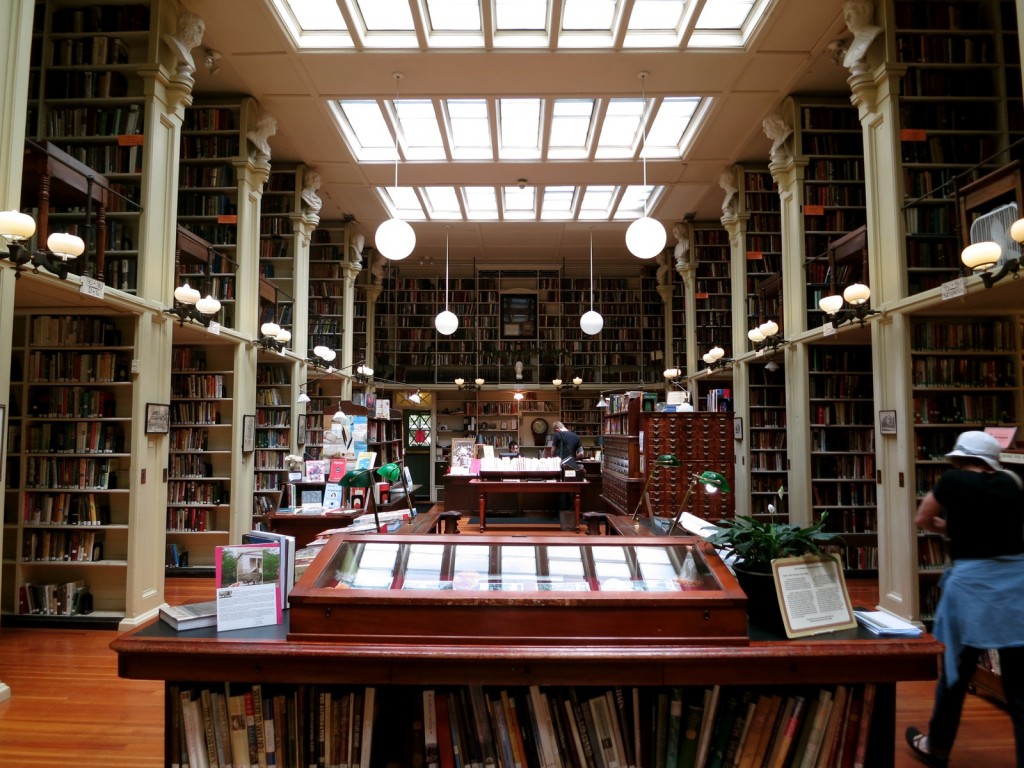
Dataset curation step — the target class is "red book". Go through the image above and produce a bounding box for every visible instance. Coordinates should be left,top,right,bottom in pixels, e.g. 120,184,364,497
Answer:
434,690,456,768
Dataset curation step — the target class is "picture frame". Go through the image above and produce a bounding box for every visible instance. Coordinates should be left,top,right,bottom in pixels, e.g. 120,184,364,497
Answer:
733,417,743,441
242,414,256,452
450,438,476,470
145,402,170,434
879,410,897,436
500,293,538,339
297,417,306,446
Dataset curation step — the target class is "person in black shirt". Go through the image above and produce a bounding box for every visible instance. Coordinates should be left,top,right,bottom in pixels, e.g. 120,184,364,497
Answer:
546,421,583,514
906,431,1024,768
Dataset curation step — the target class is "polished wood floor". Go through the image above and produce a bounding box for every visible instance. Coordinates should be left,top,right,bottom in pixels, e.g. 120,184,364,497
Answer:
0,527,1017,766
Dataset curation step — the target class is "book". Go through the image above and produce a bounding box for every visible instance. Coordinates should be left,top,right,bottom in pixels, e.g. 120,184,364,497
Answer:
424,690,441,768
677,699,705,768
198,687,219,768
502,690,527,768
360,686,375,768
328,457,347,482
242,530,296,609
705,690,744,768
726,697,758,768
768,694,806,768
589,693,622,768
836,687,863,768
652,691,669,768
815,685,849,768
693,684,721,768
355,451,377,471
487,692,517,768
160,599,217,631
227,690,251,768
180,689,211,768
468,684,499,767
735,693,777,768
851,684,876,768
434,689,457,768
664,687,684,768
215,543,283,629
305,459,327,482
797,689,834,768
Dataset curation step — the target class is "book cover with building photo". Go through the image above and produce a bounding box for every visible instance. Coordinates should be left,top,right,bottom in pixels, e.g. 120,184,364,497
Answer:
214,543,284,629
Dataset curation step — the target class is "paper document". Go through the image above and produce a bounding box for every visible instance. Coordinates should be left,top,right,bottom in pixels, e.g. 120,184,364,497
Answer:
854,610,922,636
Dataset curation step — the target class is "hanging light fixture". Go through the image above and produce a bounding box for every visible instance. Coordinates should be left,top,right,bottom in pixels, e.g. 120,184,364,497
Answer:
375,72,416,261
0,209,85,280
435,225,459,335
625,72,667,260
580,228,604,335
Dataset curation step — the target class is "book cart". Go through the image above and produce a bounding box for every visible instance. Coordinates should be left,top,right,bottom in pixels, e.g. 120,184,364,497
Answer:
113,534,942,767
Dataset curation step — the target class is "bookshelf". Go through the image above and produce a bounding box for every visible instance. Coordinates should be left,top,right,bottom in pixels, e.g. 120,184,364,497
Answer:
599,394,642,517
166,343,235,573
691,226,733,360
259,166,303,335
307,223,349,357
253,356,292,529
888,0,1024,295
808,344,877,576
748,363,789,521
25,0,152,291
3,312,135,623
740,167,783,338
910,315,1020,622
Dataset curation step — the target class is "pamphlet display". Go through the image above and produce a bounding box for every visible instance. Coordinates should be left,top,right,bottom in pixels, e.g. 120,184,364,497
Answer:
772,555,857,639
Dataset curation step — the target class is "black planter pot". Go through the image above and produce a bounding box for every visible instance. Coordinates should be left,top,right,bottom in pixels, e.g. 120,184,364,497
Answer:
734,565,786,636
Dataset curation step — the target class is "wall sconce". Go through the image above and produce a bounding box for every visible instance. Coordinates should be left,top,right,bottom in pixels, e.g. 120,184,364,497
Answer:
0,209,84,280
748,319,786,352
667,470,730,535
408,389,422,405
353,361,374,384
702,346,732,371
254,320,290,352
166,282,221,327
309,345,337,371
961,218,1024,288
818,283,879,328
552,377,582,391
455,377,484,390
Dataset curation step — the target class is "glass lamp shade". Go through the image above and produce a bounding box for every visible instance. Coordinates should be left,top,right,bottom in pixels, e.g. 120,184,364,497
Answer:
297,392,311,404
435,310,459,335
313,345,336,362
474,378,485,387
580,310,604,335
357,364,374,377
625,216,667,259
698,470,730,494
174,283,201,305
708,346,725,361
376,462,402,483
1012,218,1024,243
663,367,681,379
375,217,416,261
454,377,465,387
961,241,1002,271
572,377,583,386
47,232,85,260
747,328,765,343
552,379,563,387
842,283,871,305
702,353,716,365
513,392,524,400
0,210,36,240
818,294,844,315
596,396,609,408
261,321,281,338
195,295,222,315
274,328,291,344
758,320,779,338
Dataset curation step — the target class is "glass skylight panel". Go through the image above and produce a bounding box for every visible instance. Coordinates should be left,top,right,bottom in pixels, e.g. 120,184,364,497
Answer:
548,99,595,159
495,0,548,30
425,0,482,31
353,0,415,31
540,186,577,220
645,97,701,157
378,186,427,220
423,187,464,218
578,186,615,219
614,184,661,219
594,98,644,159
628,0,685,30
498,99,542,160
502,186,537,219
272,0,353,48
463,186,499,220
562,0,617,30
446,100,492,160
395,100,445,160
285,0,347,30
334,100,396,161
695,0,756,29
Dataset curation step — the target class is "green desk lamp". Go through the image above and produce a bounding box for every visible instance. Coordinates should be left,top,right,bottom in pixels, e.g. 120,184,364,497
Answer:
631,454,681,522
339,468,379,530
667,470,730,535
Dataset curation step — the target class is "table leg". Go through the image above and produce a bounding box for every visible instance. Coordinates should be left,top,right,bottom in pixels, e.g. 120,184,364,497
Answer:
478,492,486,532
574,491,581,532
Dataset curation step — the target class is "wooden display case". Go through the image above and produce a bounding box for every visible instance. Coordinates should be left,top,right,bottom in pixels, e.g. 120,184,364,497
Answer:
287,534,749,646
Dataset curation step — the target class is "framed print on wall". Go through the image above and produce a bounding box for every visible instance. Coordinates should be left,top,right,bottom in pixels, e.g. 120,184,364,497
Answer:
450,438,475,471
145,403,170,434
500,293,538,339
879,410,897,436
242,414,256,452
733,417,743,440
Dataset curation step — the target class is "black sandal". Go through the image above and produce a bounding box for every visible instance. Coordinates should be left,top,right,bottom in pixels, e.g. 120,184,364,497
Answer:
906,727,949,768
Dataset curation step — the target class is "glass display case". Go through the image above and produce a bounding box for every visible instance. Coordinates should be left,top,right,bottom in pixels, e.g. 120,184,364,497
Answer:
288,534,749,646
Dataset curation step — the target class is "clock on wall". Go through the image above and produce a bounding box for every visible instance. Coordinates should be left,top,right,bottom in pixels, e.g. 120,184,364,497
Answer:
531,417,549,446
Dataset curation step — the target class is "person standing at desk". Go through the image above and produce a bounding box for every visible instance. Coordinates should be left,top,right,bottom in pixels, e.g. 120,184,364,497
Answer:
905,431,1024,768
547,421,583,514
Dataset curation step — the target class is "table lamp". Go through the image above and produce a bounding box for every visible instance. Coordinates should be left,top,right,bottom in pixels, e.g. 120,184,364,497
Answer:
667,471,731,535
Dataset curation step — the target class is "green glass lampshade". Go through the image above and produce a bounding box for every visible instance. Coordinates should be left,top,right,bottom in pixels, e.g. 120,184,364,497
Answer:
339,469,375,488
376,462,402,483
654,454,680,466
697,470,730,493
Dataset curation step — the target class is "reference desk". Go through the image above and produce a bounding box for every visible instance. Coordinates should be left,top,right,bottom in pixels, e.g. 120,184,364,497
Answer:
470,478,587,531
113,616,941,767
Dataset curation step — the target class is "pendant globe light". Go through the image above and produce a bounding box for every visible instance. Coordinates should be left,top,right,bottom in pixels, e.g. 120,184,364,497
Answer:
580,228,604,335
375,72,416,261
625,72,667,260
435,226,459,335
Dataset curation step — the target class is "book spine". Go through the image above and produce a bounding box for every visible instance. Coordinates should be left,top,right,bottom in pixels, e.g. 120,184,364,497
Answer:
424,690,441,768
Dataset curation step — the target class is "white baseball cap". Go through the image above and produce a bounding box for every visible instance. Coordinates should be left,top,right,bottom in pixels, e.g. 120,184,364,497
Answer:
945,431,1003,471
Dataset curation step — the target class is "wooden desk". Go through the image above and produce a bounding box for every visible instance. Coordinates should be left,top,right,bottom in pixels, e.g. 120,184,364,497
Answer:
112,618,942,768
470,479,586,532
268,486,422,546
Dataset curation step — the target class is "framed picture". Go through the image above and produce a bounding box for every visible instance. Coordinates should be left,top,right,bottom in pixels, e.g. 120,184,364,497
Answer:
450,438,476,470
145,403,170,434
297,418,306,446
879,410,897,436
733,417,743,440
242,414,256,452
500,293,537,339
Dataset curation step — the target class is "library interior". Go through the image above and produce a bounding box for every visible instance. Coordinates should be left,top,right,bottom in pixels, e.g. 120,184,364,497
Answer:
1,0,1023,765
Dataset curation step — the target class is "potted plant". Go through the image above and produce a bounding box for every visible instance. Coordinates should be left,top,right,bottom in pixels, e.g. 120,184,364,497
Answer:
707,506,842,633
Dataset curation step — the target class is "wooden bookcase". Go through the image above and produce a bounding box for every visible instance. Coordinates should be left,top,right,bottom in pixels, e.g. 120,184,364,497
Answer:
2,311,135,624
25,0,152,291
808,344,878,576
748,363,789,521
740,167,783,337
909,314,1020,622
253,356,292,529
258,166,302,335
692,226,733,359
166,342,235,573
308,223,349,358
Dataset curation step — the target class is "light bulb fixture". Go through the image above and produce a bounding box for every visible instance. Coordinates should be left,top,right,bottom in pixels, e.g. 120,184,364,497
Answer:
702,345,733,371
254,319,289,352
408,389,422,405
580,227,604,335
596,395,609,409
625,72,667,260
667,470,731,535
765,360,780,373
513,391,525,401
663,367,682,380
353,361,374,384
552,376,582,392
166,282,221,327
818,283,879,329
455,377,483,391
0,209,84,280
748,318,786,352
960,218,1024,288
309,345,337,370
375,72,416,261
297,390,311,404
435,225,459,335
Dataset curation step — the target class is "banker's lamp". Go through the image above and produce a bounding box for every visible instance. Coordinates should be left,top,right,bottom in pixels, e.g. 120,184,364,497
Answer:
668,471,730,535
631,453,681,522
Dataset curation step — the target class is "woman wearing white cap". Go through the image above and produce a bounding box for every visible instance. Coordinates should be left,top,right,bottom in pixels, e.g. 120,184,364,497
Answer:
906,430,1024,767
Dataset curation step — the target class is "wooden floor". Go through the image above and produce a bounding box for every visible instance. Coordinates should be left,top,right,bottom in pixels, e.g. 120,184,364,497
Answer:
0,525,1017,766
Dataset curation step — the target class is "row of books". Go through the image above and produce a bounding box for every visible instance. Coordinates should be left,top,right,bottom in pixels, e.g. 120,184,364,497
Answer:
164,682,879,768
19,579,92,616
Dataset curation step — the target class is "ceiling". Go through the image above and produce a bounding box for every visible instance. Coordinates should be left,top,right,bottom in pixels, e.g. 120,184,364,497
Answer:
187,0,855,276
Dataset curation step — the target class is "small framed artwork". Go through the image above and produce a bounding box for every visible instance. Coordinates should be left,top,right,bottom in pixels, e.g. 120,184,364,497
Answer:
450,438,476,471
500,420,509,431
145,403,170,434
879,410,897,436
242,414,256,452
297,418,306,446
733,417,743,440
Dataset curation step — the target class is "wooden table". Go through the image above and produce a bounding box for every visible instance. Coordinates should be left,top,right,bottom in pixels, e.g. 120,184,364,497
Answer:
470,478,587,532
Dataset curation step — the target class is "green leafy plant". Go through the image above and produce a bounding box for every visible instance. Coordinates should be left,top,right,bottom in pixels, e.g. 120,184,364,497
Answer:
707,513,841,574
